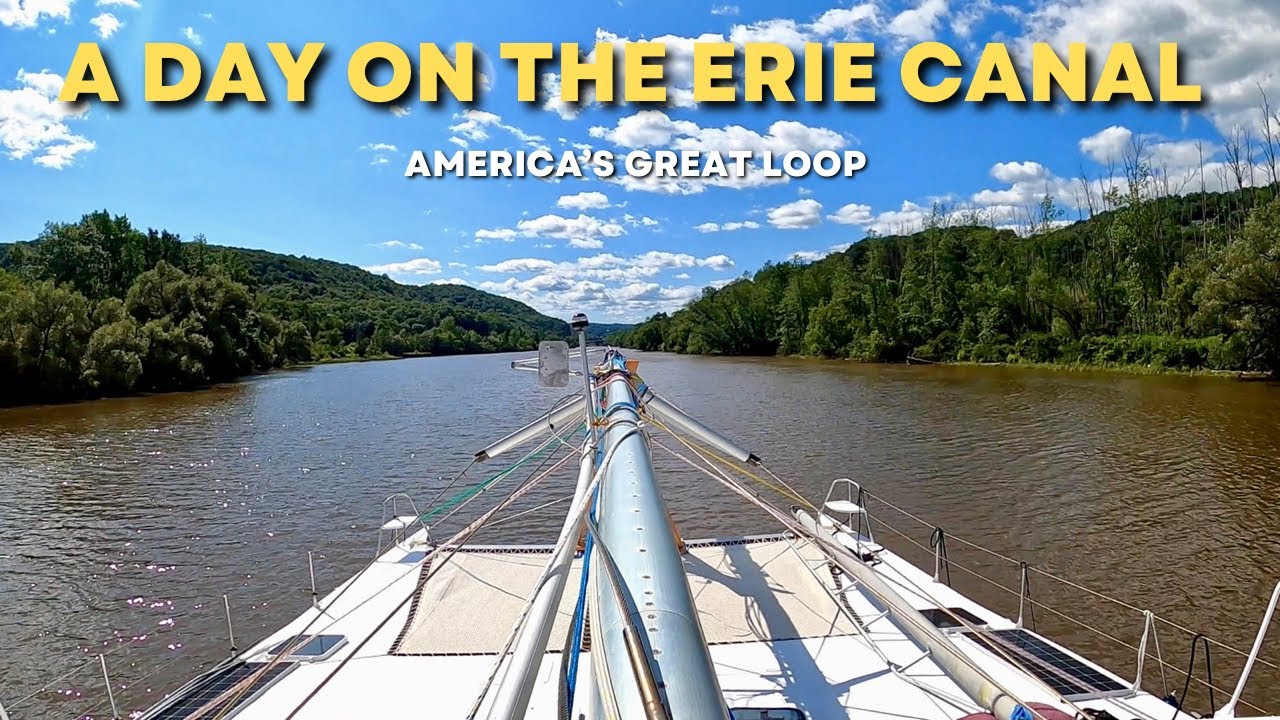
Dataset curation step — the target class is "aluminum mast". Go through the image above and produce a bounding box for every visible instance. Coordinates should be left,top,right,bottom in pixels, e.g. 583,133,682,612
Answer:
588,353,728,719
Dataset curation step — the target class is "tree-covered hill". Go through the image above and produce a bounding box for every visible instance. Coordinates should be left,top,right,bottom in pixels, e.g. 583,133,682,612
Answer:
612,185,1280,374
0,212,568,406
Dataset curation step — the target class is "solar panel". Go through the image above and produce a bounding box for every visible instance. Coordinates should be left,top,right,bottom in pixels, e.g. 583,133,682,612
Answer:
965,628,1126,697
148,661,294,719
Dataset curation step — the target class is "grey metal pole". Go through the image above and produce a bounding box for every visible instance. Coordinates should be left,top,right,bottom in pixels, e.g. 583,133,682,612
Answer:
224,595,237,654
99,654,120,720
570,313,598,438
308,551,319,609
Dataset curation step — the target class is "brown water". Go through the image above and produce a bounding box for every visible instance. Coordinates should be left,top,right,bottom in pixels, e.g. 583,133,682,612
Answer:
1,353,1278,718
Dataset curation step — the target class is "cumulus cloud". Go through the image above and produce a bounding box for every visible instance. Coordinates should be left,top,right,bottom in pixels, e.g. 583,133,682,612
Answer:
516,213,626,248
89,12,121,38
450,109,543,147
556,191,610,211
1018,0,1280,135
589,110,847,194
474,251,735,320
1078,126,1134,163
710,4,739,15
181,25,202,45
827,202,874,225
696,220,760,233
371,240,424,251
0,0,72,27
623,213,660,227
886,0,949,42
474,228,518,243
363,257,443,282
390,105,411,118
97,0,141,7
0,69,95,169
767,199,823,230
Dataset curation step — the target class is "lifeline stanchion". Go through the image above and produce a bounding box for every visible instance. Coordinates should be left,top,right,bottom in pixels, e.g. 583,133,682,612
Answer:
308,551,319,609
99,654,120,720
224,594,238,655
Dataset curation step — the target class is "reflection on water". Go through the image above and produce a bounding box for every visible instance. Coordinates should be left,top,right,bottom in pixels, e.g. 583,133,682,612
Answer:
1,353,1278,717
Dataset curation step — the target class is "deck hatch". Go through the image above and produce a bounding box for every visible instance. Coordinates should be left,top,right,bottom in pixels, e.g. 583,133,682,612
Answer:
919,607,986,629
966,628,1126,697
148,661,294,719
730,710,807,720
267,633,347,661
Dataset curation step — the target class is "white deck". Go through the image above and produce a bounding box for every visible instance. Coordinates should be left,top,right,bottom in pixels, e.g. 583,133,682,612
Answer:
141,520,1209,720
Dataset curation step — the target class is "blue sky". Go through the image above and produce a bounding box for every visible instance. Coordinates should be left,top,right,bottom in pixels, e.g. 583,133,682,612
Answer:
1,0,1276,321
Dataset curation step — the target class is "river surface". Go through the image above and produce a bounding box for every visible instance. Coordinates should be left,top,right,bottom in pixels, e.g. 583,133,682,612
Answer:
1,352,1278,718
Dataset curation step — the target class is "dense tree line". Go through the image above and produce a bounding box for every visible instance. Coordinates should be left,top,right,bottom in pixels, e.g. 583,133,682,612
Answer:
614,184,1280,374
0,212,567,406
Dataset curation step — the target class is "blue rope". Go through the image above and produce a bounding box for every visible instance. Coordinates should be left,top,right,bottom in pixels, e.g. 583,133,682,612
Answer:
564,448,603,710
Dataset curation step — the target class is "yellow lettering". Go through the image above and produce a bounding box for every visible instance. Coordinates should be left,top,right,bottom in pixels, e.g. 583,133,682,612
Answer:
967,43,1025,102
693,42,736,102
1093,42,1152,102
625,42,666,103
206,43,265,102
832,42,875,102
1031,43,1086,102
268,43,324,102
562,42,614,103
145,43,202,102
420,43,474,102
901,42,961,103
744,43,795,102
348,42,412,103
1159,43,1200,102
500,42,554,102
59,43,118,102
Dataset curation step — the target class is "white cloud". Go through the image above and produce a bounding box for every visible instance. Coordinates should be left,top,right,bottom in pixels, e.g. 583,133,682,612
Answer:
474,228,518,243
887,0,949,42
372,240,424,251
198,11,212,20
89,12,121,38
359,142,397,152
363,257,443,282
556,191,610,211
0,69,95,169
515,213,626,247
390,105,410,118
622,213,659,227
827,202,874,226
810,5,881,39
1019,0,1280,135
767,199,823,230
590,110,847,194
711,4,739,15
450,109,542,147
696,220,759,233
866,201,933,235
474,251,735,320
181,26,202,45
97,0,141,7
0,0,72,28
448,136,467,148
1078,126,1134,163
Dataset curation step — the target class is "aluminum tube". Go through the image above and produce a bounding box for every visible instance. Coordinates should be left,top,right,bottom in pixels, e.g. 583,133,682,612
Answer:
794,508,1026,720
643,392,757,465
487,448,597,720
475,396,587,462
592,375,728,720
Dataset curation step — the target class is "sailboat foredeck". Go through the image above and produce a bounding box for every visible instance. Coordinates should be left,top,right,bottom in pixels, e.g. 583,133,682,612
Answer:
154,526,1194,720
